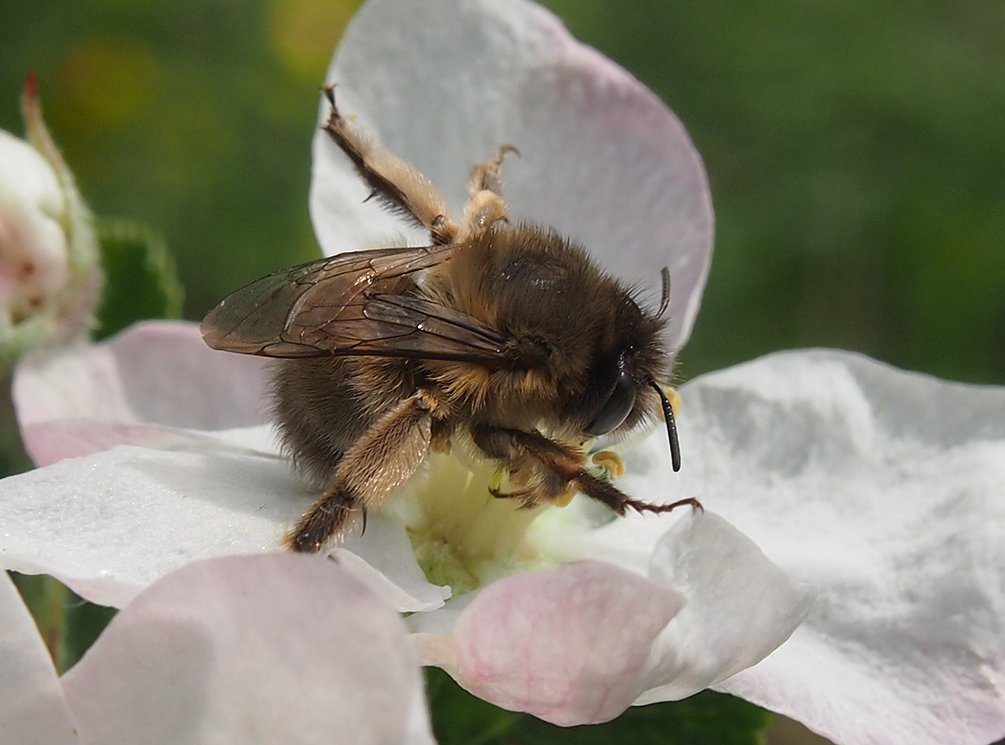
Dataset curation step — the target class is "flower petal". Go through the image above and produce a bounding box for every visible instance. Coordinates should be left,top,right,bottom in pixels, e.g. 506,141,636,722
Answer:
634,511,813,703
61,554,435,745
310,0,712,351
623,349,1005,745
338,513,452,612
0,444,305,607
413,561,685,726
527,508,811,707
0,573,80,744
13,321,270,465
0,440,448,614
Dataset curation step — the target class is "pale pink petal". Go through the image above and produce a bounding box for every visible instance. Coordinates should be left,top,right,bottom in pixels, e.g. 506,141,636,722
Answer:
615,350,1005,745
14,420,273,473
311,0,712,351
415,561,684,725
61,554,435,745
0,573,80,744
13,321,270,465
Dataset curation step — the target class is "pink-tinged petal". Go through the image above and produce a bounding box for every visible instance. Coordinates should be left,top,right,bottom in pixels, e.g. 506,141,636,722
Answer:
15,420,271,473
528,509,811,706
619,350,1005,745
418,561,685,726
13,321,270,465
635,511,813,702
311,0,712,351
61,554,435,745
0,573,80,744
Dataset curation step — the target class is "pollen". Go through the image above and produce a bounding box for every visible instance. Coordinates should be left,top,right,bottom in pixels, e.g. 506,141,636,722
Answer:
666,386,682,418
552,485,577,507
591,450,625,480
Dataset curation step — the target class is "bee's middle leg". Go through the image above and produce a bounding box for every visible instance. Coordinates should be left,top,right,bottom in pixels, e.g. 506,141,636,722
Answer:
321,85,458,244
288,389,439,553
460,145,518,237
471,424,701,515
468,144,518,198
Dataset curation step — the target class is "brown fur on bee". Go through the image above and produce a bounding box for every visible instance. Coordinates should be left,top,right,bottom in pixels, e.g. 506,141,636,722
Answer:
201,85,696,553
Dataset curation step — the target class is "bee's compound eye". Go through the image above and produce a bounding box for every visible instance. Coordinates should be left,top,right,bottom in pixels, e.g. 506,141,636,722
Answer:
585,368,636,435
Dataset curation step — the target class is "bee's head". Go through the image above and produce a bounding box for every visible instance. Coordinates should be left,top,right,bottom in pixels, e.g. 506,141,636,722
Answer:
576,272,680,471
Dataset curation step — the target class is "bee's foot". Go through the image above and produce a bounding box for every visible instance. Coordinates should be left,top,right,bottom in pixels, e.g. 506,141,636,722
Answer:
629,496,703,516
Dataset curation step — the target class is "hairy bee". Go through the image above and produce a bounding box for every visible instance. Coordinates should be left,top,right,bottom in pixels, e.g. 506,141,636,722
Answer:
202,86,697,553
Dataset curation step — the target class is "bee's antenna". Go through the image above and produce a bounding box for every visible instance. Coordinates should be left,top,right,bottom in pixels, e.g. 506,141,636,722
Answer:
649,379,681,472
657,267,671,318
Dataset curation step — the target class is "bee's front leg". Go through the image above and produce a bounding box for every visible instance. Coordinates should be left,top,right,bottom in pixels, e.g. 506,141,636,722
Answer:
288,389,440,553
471,424,701,516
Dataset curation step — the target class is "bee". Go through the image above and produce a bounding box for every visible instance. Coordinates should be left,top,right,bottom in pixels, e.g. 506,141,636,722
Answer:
202,85,698,553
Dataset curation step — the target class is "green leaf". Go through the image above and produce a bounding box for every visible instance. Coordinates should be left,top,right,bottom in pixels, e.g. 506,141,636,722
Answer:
93,219,184,340
511,691,770,745
426,668,520,745
10,572,117,674
426,668,770,745
10,573,69,669
0,370,31,477
62,596,117,672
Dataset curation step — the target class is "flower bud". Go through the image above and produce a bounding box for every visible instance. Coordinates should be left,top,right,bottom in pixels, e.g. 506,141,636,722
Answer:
0,77,101,366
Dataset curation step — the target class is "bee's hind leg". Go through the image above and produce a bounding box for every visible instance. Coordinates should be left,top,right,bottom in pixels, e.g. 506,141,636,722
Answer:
320,84,459,245
287,389,439,553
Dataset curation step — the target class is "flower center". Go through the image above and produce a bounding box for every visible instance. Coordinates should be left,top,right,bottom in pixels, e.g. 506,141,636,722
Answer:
393,453,549,595
390,445,631,595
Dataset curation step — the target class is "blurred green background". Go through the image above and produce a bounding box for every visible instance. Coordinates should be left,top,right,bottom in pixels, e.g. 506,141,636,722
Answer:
3,0,1003,387
3,3,1001,743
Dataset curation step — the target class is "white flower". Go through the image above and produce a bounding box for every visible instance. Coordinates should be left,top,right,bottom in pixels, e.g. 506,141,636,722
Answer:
1,1,1003,743
2,321,812,727
0,78,101,366
0,553,434,744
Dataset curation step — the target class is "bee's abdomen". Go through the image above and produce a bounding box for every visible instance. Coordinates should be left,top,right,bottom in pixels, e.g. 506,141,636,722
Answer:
270,356,413,486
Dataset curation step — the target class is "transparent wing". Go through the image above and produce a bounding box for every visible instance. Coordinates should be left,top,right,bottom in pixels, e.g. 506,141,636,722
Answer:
201,245,515,366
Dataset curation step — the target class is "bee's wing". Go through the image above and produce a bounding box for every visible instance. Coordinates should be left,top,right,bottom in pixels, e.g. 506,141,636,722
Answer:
201,245,516,365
